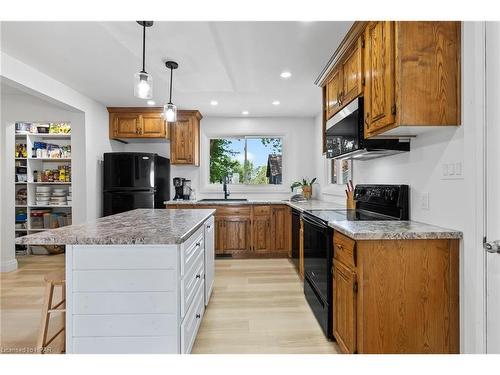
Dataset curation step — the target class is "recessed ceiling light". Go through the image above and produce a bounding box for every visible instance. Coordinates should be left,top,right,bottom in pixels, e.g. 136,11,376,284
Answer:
147,100,155,106
272,100,280,106
280,71,292,79
242,110,249,115
210,100,218,106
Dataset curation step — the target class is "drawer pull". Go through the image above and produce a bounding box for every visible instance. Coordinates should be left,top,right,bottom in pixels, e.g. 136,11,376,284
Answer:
196,314,201,319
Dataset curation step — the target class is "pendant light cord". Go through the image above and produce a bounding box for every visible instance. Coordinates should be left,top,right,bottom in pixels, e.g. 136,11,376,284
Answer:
142,22,146,73
169,67,173,104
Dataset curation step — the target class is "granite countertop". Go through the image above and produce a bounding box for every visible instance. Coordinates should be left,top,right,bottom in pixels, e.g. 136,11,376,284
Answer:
328,219,462,240
166,199,345,212
15,208,215,246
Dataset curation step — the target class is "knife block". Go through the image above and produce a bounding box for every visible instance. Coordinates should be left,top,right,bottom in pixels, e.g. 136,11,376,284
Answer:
346,191,356,209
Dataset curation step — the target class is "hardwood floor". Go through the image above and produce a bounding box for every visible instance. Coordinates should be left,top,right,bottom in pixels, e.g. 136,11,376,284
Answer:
1,254,65,354
192,259,339,354
1,256,338,354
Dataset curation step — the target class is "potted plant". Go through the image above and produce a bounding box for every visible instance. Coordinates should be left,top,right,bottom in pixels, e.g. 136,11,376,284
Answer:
290,177,317,200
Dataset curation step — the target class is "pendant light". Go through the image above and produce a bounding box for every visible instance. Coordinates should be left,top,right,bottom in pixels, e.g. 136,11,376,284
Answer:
163,61,178,122
134,21,154,99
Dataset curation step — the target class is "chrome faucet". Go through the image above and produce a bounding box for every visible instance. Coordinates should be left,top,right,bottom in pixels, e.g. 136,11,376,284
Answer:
222,175,230,199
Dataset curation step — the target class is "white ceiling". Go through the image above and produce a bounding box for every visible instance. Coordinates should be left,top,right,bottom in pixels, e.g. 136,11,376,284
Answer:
1,21,352,117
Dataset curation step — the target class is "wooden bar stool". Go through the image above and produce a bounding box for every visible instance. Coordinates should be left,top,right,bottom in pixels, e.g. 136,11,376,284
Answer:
37,270,66,354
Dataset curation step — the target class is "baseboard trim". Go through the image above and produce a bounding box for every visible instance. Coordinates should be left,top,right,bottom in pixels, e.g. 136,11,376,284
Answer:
1,258,18,272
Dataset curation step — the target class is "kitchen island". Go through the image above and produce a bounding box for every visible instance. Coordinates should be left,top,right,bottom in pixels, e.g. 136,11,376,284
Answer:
16,208,216,354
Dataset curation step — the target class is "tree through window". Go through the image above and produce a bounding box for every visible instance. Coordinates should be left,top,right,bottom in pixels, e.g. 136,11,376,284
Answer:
209,137,283,185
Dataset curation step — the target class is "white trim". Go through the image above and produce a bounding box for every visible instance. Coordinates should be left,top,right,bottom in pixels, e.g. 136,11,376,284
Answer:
0,258,18,272
462,21,487,353
200,133,288,192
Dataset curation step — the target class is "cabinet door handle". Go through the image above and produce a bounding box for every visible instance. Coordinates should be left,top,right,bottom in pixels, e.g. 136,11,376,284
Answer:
196,314,201,319
196,274,201,279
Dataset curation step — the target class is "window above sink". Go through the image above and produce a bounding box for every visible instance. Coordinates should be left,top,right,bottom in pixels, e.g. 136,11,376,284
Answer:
209,136,283,186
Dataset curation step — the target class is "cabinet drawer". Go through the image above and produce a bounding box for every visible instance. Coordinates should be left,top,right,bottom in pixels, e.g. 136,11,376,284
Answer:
253,205,271,216
333,231,356,268
181,281,205,354
217,206,251,217
181,227,204,276
181,249,205,318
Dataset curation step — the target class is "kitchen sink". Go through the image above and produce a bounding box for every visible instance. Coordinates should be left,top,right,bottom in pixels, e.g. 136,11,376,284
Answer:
198,198,248,202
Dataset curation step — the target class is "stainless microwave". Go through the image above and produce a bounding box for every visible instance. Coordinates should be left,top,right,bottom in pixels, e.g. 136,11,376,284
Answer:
325,98,410,160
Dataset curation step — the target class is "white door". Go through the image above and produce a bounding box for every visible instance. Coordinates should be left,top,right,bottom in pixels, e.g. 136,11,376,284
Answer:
204,217,215,305
486,21,500,354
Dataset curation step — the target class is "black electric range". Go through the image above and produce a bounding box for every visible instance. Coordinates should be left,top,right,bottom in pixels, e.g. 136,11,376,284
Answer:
302,184,409,340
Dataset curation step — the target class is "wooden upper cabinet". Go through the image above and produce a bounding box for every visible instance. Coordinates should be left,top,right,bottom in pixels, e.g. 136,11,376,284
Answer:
320,21,461,138
341,36,363,107
325,68,342,119
364,21,396,135
141,113,168,138
108,108,169,140
111,113,142,138
170,110,202,166
364,21,461,137
333,259,357,354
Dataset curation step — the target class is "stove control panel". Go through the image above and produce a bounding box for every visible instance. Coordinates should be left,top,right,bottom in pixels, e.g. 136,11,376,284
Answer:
354,184,409,220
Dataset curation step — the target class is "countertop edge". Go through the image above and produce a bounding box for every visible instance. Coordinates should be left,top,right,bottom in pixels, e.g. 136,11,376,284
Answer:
328,222,463,240
15,209,216,246
176,209,216,244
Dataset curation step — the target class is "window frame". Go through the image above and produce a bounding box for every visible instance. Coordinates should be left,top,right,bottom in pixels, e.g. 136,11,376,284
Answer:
201,133,289,194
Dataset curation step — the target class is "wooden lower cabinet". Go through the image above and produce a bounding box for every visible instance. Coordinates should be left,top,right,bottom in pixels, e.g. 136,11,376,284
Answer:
252,214,272,253
221,217,251,254
332,231,459,354
271,206,291,253
167,203,291,258
333,259,357,354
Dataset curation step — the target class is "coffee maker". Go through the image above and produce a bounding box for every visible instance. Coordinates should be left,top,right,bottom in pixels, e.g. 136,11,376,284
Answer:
173,177,185,200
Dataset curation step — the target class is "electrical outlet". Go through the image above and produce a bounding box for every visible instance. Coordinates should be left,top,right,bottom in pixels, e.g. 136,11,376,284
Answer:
421,192,430,210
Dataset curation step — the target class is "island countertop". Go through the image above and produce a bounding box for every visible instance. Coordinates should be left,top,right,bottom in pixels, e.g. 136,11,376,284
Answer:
15,208,216,245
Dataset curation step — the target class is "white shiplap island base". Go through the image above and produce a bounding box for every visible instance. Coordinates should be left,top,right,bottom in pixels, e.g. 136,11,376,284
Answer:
16,209,216,354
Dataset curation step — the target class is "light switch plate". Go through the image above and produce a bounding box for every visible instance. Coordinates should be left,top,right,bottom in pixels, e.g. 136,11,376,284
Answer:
421,192,430,210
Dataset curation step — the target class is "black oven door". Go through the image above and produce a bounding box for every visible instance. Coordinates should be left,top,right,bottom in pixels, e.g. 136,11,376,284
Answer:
302,212,333,339
325,98,362,158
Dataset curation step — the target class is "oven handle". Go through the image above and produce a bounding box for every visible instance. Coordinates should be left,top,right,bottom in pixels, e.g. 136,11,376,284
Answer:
302,213,329,231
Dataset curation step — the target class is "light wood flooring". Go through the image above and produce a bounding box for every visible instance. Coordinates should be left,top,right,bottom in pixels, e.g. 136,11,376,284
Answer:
1,255,338,354
1,254,65,354
192,259,339,354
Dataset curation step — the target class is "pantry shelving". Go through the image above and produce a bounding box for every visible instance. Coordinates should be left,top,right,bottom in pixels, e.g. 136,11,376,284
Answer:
14,121,73,256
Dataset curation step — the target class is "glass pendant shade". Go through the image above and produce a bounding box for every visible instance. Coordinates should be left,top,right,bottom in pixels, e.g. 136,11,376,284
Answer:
163,103,177,122
134,72,153,99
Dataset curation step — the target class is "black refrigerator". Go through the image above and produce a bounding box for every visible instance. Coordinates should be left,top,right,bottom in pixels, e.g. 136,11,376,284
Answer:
103,152,170,216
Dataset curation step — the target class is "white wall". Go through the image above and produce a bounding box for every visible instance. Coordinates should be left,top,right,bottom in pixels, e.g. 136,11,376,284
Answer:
124,117,318,201
312,22,487,353
0,53,123,272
